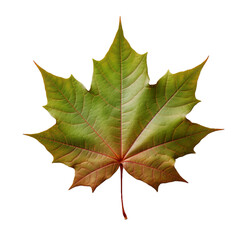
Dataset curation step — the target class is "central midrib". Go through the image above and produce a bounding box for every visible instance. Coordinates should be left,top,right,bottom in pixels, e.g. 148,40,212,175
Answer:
119,28,123,159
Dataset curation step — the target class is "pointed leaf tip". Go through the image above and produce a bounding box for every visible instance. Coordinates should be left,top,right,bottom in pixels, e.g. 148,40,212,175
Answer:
92,186,97,193
33,61,44,73
199,56,209,68
212,128,224,132
118,17,123,35
33,60,39,68
24,133,33,138
203,56,209,64
183,179,188,184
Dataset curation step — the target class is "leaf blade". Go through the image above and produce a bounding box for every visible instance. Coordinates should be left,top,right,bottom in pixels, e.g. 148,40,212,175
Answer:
27,21,220,218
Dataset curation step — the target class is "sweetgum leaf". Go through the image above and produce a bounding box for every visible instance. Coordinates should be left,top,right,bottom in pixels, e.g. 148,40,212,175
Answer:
27,19,220,219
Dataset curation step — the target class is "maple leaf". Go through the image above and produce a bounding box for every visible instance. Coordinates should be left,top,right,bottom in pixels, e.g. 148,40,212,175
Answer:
27,19,220,219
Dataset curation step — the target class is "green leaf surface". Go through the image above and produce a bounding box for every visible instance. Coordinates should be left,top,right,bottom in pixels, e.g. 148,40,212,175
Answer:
27,19,219,219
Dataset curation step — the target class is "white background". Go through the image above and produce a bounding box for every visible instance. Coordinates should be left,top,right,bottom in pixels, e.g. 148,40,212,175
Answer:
0,0,239,239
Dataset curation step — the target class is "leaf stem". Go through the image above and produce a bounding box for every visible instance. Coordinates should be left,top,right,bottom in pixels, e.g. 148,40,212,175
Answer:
120,164,128,220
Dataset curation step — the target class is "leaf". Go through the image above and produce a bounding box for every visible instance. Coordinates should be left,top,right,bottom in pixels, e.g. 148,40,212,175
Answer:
27,19,220,219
